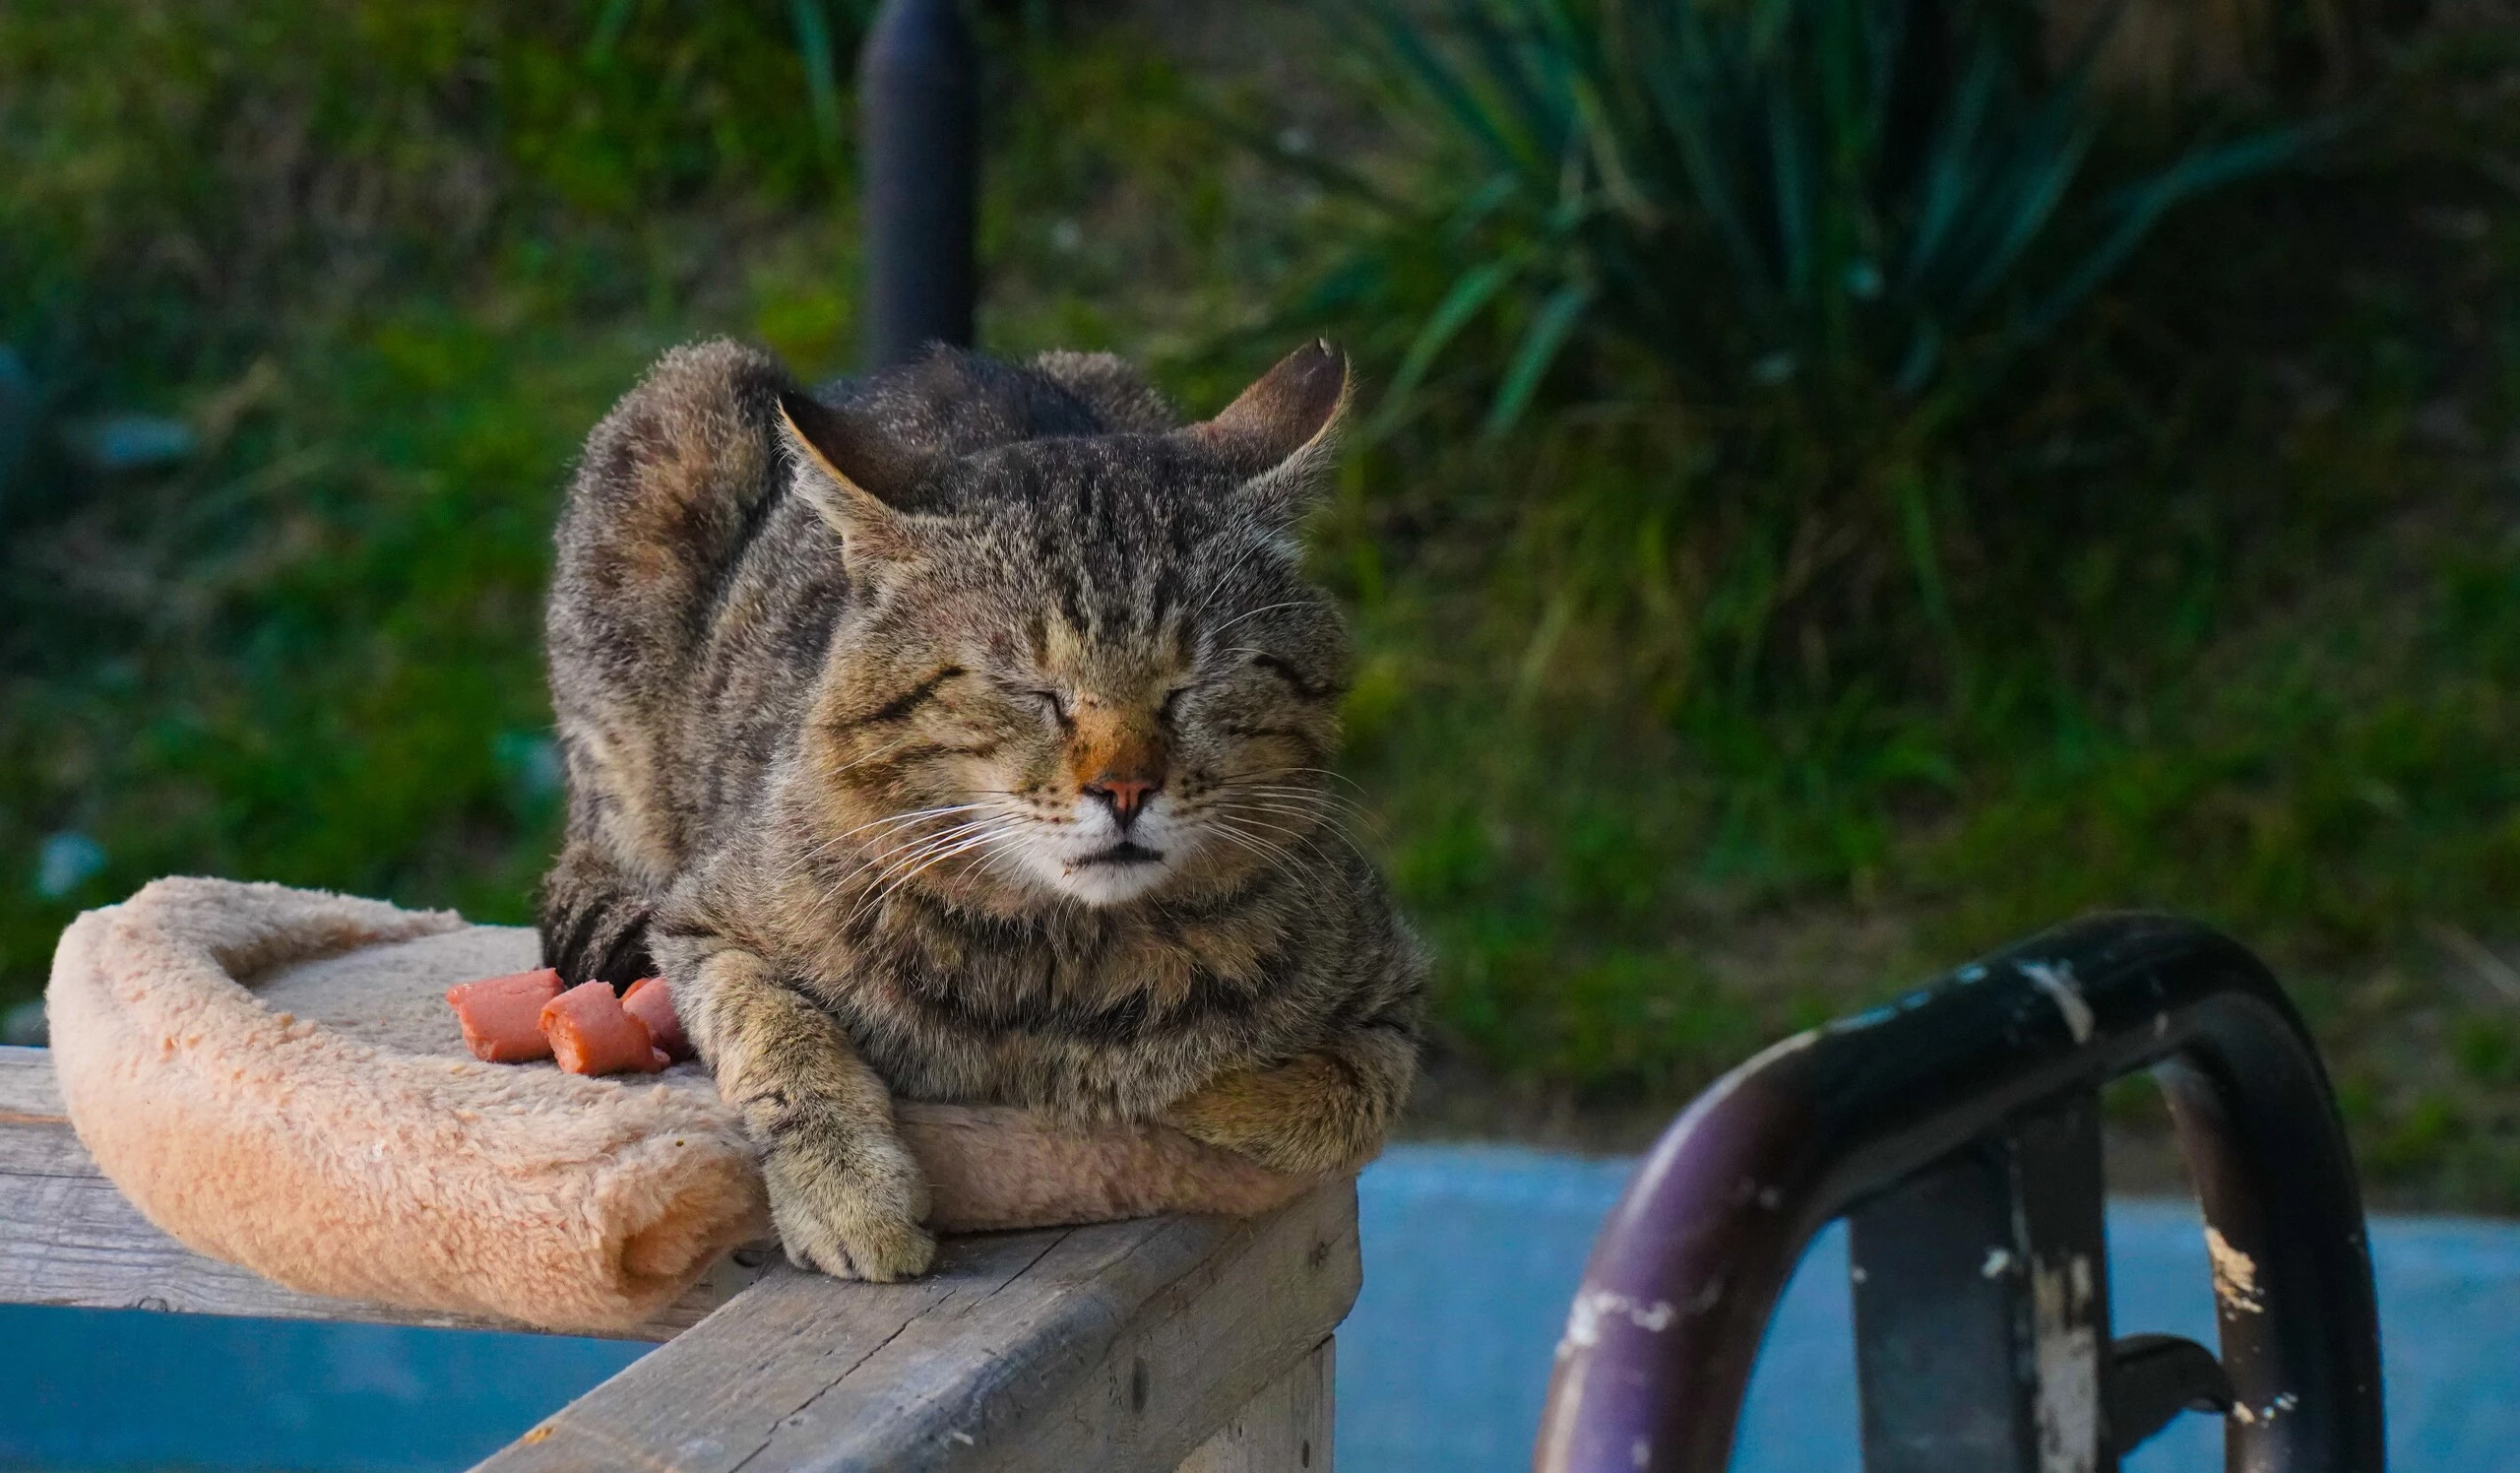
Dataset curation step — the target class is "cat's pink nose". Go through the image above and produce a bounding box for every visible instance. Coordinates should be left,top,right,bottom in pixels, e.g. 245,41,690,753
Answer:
1085,775,1158,825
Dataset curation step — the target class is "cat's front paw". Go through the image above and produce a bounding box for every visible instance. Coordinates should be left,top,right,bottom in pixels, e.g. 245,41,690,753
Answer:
760,1127,937,1282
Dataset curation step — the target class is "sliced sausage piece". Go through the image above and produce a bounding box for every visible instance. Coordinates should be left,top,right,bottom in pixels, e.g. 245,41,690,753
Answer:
621,977,694,1061
445,968,565,1062
541,981,669,1075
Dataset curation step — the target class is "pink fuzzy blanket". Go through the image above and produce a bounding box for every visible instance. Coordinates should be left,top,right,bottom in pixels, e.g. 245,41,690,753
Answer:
43,877,1305,1334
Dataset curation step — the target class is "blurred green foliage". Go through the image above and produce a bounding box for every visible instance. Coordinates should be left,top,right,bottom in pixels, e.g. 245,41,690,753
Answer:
1334,0,2304,428
1299,7,2520,1200
5,0,2520,1207
0,0,866,990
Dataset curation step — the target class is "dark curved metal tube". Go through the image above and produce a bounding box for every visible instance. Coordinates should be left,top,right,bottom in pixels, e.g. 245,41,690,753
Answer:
1532,913,2382,1473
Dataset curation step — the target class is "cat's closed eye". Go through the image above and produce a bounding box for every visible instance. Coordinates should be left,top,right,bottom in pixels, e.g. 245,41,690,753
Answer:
1026,688,1072,729
1246,653,1331,700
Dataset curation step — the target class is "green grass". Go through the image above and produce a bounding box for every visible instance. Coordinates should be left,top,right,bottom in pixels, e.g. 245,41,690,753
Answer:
7,1,2520,1209
1308,19,2520,1203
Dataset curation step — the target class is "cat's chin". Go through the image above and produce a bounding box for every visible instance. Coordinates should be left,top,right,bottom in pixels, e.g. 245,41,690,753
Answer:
1038,855,1172,908
1001,809,1203,908
987,836,1178,908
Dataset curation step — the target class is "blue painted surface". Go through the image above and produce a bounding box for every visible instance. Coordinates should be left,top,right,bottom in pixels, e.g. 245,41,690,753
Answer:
1340,1145,2520,1473
5,1144,2518,1471
0,1311,644,1471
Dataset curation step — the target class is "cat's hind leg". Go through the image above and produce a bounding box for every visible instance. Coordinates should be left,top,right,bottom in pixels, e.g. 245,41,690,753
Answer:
1163,1025,1418,1179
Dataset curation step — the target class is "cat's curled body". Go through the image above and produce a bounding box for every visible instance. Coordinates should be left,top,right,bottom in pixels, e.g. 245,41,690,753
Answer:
539,338,1423,1280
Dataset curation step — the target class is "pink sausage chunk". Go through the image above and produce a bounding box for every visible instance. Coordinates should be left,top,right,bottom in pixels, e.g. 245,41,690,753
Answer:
621,977,694,1061
445,968,565,1063
540,982,669,1076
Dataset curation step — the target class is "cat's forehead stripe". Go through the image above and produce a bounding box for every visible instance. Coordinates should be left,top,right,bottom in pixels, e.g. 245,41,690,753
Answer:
1016,487,1216,651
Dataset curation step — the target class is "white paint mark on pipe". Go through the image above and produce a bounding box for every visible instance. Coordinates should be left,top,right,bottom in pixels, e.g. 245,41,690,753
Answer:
2032,1251,2102,1473
1559,1289,1680,1353
2020,960,2096,1044
2206,1227,2266,1314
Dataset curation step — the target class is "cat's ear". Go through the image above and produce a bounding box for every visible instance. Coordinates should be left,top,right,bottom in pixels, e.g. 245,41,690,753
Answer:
1191,339,1350,525
776,388,921,562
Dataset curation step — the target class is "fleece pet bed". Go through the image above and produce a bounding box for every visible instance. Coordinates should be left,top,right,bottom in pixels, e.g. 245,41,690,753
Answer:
44,877,1305,1334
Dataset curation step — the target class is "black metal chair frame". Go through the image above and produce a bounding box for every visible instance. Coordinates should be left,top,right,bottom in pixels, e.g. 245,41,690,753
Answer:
1535,913,2386,1473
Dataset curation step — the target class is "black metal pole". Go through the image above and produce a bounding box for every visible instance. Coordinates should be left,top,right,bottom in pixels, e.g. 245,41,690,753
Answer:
858,0,977,369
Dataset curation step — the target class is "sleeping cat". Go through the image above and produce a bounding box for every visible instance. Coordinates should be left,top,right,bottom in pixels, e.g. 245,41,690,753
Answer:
536,338,1424,1280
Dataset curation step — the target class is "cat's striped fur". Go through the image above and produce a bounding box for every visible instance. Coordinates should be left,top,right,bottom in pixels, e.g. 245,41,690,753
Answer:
538,339,1423,1279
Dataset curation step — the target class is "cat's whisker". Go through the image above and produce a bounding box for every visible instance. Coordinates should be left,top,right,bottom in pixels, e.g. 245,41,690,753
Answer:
866,827,1002,897
1211,805,1340,844
812,802,994,854
965,844,1033,897
1221,828,1335,890
1217,786,1384,836
1202,600,1309,643
1229,782,1372,815
1205,799,1373,870
842,844,971,931
853,810,1011,874
809,817,1006,918
822,732,926,778
791,811,946,883
1208,800,1335,843
793,816,997,927
1192,539,1275,618
1210,808,1323,857
851,819,1005,883
1201,805,1335,879
1229,783,1382,829
793,803,955,870
1234,775,1368,802
1199,819,1299,876
845,826,1011,930
1203,794,1332,825
1272,766,1377,800
1222,771,1373,808
827,825,995,890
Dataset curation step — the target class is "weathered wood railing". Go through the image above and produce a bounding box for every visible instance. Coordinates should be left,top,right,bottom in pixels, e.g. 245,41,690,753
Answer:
0,1045,1355,1471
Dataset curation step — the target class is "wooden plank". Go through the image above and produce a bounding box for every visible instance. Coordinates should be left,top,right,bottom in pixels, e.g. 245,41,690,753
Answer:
12,1040,1358,1470
475,1182,1360,1473
0,1043,66,1119
0,1045,750,1338
1176,1338,1334,1473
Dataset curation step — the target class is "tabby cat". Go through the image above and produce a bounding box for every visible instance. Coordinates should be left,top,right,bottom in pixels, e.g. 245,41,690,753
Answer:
537,338,1424,1280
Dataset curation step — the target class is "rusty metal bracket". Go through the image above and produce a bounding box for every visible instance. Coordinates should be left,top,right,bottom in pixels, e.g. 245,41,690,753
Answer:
1533,913,2383,1473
